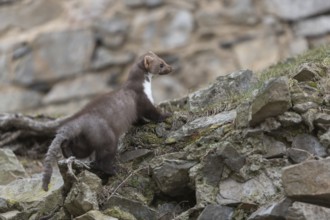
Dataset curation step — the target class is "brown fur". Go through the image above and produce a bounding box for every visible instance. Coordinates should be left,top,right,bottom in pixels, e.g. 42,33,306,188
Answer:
42,51,172,191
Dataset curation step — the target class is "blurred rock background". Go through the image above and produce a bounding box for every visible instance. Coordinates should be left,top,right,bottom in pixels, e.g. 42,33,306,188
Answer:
0,0,329,115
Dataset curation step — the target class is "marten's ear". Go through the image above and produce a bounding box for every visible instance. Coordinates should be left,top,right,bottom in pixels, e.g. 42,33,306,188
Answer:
144,55,154,70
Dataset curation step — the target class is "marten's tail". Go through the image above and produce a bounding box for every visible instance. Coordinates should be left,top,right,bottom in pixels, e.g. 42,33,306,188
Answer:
42,132,68,191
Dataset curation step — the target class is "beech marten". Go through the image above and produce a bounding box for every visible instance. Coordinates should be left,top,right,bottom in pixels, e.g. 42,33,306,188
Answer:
42,51,172,191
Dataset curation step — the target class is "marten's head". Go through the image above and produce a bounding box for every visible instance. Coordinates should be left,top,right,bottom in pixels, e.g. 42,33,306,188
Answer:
143,51,172,76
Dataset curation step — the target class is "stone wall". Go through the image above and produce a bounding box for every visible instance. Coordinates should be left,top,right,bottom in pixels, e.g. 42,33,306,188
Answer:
0,0,329,115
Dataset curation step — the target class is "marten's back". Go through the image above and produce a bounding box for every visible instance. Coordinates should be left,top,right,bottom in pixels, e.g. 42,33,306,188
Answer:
59,88,138,138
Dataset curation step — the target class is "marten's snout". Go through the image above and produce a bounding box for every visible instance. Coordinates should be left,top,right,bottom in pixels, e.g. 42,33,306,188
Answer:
159,64,172,75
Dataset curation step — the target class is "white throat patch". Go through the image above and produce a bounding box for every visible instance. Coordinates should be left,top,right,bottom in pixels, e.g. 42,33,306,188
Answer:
143,73,154,104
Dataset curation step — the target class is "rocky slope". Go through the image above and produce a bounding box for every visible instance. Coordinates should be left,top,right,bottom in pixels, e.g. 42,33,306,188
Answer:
0,46,330,219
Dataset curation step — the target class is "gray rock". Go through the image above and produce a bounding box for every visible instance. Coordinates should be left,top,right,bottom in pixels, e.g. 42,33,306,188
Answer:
43,73,111,104
0,0,62,32
64,171,101,217
0,210,21,219
260,117,281,132
264,0,330,21
291,83,322,106
189,70,254,112
248,198,293,220
0,85,42,112
151,158,197,196
124,0,163,8
103,195,157,220
197,205,233,220
249,77,292,126
319,128,330,148
286,202,330,220
0,0,20,4
94,16,129,49
0,148,27,185
262,136,287,159
215,142,246,173
234,36,280,72
91,48,135,70
0,198,8,212
120,149,152,163
278,111,302,127
162,10,194,49
291,134,327,157
14,29,94,86
293,102,318,113
131,9,193,50
315,113,330,124
301,108,318,131
294,16,330,37
217,172,278,205
282,158,330,208
288,148,313,164
75,210,118,220
292,63,323,81
0,174,63,216
166,110,236,143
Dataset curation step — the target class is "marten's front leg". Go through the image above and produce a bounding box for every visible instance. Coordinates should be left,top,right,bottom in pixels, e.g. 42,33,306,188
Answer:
141,101,171,123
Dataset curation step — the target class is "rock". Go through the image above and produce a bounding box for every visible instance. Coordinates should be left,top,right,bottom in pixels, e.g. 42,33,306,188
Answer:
294,16,330,37
260,117,281,132
197,205,234,220
264,0,330,21
157,202,183,220
319,129,330,148
248,198,293,220
13,29,94,86
262,136,287,159
0,174,63,217
293,102,318,114
180,50,237,89
282,158,330,208
292,63,323,81
0,0,62,32
124,0,163,8
288,37,309,56
200,142,245,186
90,48,135,70
94,16,129,49
75,210,118,220
131,9,194,50
249,76,291,126
278,111,302,127
0,85,42,112
286,202,330,220
234,36,280,71
103,195,157,220
120,149,152,163
220,0,258,25
291,134,327,157
65,0,115,22
315,113,330,129
64,171,102,217
189,70,254,112
0,149,27,185
0,0,20,4
43,73,111,104
217,172,278,205
151,157,197,196
166,110,236,143
287,148,313,164
0,210,21,219
290,83,322,106
301,108,318,131
152,76,186,104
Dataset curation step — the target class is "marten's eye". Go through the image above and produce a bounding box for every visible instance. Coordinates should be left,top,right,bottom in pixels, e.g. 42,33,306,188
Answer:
160,63,164,68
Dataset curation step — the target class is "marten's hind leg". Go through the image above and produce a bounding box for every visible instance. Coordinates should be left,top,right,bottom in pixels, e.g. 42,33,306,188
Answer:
92,130,117,180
